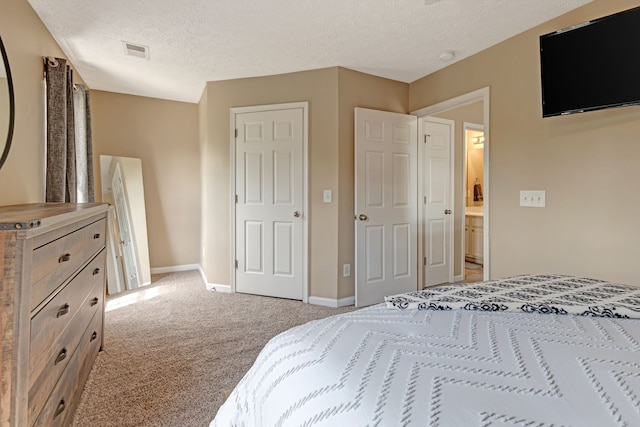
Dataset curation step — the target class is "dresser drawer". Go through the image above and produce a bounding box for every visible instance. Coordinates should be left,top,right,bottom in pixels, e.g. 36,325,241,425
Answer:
30,218,106,310
29,250,105,374
30,308,102,427
27,251,105,420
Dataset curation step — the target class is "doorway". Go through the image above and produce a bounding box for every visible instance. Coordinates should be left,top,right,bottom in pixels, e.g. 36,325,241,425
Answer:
463,122,485,282
412,87,490,285
352,88,490,305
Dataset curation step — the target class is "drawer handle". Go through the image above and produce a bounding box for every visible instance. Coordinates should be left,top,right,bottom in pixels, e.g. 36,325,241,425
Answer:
93,268,101,275
90,297,99,307
93,233,101,239
90,331,98,342
53,399,66,420
54,347,67,365
57,303,70,318
58,253,72,263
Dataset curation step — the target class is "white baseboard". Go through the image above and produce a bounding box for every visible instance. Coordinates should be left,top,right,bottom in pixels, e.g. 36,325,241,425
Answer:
206,283,231,292
196,265,231,292
308,296,355,308
454,274,463,282
150,264,200,274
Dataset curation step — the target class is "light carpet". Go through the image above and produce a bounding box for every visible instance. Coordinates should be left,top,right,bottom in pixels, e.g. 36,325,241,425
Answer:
71,270,355,427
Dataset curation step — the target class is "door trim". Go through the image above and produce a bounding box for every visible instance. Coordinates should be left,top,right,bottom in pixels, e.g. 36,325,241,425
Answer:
229,102,309,302
418,116,455,288
412,87,490,282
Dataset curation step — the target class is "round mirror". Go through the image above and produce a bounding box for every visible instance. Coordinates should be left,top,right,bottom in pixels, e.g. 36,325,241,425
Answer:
0,35,15,171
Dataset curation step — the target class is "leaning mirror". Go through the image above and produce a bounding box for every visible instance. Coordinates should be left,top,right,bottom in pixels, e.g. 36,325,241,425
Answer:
0,34,15,171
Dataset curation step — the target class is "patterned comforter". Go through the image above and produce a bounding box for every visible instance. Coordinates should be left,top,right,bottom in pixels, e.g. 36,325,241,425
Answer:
211,276,640,426
386,274,640,318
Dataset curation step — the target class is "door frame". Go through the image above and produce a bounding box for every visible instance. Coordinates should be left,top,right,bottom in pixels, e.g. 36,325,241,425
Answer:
229,102,309,302
419,116,455,287
412,87,490,283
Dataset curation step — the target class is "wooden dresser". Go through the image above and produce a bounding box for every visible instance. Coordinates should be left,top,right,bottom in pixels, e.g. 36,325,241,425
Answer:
0,203,108,426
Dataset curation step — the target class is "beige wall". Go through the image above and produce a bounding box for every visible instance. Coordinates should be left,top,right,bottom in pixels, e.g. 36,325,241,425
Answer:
201,68,340,297
201,67,408,299
6,0,637,294
432,102,484,278
91,91,201,269
410,0,640,285
336,68,409,298
0,0,76,204
198,86,209,269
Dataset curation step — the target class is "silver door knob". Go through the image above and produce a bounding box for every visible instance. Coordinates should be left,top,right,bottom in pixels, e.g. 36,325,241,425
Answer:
444,209,452,215
293,211,301,218
358,214,368,221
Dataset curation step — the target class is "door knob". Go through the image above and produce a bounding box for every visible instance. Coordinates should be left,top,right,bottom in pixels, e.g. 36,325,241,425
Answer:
444,209,452,215
293,211,301,218
358,214,368,221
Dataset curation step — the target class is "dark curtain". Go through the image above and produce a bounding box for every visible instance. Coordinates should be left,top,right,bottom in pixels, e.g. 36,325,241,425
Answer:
44,57,94,203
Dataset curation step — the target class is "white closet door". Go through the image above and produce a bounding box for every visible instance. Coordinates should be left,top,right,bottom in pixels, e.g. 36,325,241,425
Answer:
235,107,304,300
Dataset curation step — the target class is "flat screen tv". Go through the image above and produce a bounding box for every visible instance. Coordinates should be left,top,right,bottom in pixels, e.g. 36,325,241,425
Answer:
540,6,640,117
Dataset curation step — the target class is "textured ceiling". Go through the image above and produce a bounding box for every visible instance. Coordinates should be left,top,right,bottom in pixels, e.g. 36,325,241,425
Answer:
27,0,591,104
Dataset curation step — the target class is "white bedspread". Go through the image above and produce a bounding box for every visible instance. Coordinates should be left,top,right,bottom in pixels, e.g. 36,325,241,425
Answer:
211,304,640,426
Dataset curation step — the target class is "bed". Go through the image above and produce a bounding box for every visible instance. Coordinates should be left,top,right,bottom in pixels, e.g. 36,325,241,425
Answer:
211,274,640,426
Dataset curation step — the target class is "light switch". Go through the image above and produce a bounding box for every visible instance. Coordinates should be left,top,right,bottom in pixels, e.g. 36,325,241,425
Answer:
323,190,332,203
520,190,546,207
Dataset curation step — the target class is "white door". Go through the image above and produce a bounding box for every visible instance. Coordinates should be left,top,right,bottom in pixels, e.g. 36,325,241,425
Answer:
235,106,305,300
422,118,454,286
112,164,140,290
355,108,418,307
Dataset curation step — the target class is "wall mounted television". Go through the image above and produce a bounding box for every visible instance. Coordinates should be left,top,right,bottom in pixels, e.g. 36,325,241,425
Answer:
540,6,640,117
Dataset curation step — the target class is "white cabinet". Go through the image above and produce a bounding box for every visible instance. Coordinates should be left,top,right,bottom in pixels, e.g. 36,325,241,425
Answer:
465,215,483,265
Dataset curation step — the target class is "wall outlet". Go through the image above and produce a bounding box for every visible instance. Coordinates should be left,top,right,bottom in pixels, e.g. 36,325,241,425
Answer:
343,263,351,277
520,190,546,207
323,190,332,203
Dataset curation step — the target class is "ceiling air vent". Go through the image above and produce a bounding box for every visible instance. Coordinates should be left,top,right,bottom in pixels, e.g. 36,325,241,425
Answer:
123,41,150,59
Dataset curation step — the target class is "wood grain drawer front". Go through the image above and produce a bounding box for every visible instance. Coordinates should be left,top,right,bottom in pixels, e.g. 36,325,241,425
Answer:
29,250,105,374
30,218,106,310
27,253,105,421
27,297,103,425
30,308,102,427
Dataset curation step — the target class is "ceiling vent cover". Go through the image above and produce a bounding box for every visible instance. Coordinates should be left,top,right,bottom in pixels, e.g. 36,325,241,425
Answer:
123,42,150,59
